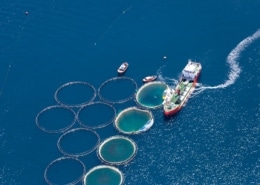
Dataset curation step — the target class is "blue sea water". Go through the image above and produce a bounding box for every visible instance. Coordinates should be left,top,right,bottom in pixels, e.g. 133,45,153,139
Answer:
0,0,259,184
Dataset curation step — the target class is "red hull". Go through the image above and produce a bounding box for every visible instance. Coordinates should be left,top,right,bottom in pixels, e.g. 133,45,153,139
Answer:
163,106,181,117
163,70,201,117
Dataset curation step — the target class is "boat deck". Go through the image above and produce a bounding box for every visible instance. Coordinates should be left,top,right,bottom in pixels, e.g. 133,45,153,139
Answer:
163,61,202,116
164,81,193,110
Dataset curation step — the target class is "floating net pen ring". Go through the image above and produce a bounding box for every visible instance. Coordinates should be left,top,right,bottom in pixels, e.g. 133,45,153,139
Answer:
83,165,124,185
54,81,97,107
114,106,154,135
35,105,76,134
98,77,138,104
135,81,168,109
97,135,138,165
77,101,116,129
57,128,100,157
44,156,86,185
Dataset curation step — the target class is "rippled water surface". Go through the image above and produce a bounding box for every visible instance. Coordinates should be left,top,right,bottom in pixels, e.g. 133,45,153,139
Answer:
0,0,259,184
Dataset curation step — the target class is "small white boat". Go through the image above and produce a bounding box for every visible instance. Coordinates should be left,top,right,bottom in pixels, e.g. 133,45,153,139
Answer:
117,62,129,74
142,75,157,83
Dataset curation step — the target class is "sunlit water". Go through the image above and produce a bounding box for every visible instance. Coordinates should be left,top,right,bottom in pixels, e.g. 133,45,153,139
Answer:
0,0,259,184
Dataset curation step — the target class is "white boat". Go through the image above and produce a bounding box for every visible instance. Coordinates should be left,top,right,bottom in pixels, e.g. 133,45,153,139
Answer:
142,75,157,83
117,62,129,74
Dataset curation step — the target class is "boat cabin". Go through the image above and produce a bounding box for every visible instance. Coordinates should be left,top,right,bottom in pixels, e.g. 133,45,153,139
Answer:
117,62,129,74
182,62,199,80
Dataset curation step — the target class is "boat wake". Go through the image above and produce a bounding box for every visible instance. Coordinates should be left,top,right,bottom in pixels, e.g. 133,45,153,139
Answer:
192,29,260,96
157,65,178,86
157,29,260,98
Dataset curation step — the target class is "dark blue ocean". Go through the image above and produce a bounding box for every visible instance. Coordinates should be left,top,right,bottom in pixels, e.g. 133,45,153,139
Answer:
0,0,259,184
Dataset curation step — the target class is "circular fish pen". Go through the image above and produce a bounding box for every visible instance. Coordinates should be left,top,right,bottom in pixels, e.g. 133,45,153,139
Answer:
97,135,137,165
135,81,168,109
98,77,138,104
57,128,100,157
83,165,124,185
77,102,116,129
54,81,96,107
114,107,154,134
44,157,86,185
35,105,76,134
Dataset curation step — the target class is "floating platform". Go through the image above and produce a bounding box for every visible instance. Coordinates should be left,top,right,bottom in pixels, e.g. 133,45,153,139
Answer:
83,165,124,185
97,135,137,165
98,77,137,104
35,105,76,134
114,107,154,134
77,102,116,129
57,128,100,157
135,81,168,109
54,81,96,107
45,157,85,185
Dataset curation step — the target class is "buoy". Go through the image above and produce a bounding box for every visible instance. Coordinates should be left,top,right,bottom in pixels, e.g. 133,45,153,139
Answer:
25,11,29,16
163,56,167,60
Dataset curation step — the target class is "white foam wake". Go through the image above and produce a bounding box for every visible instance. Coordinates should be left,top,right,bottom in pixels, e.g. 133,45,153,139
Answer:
193,29,260,96
157,65,178,85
